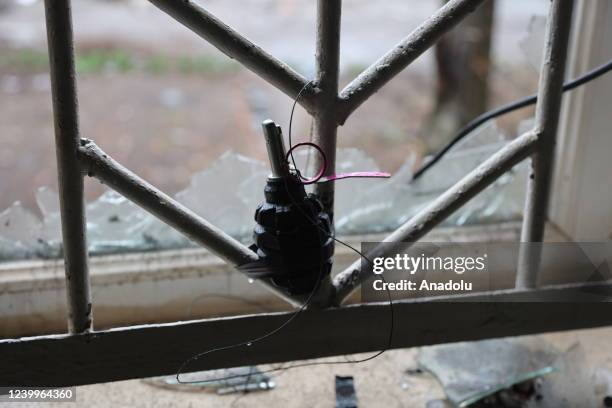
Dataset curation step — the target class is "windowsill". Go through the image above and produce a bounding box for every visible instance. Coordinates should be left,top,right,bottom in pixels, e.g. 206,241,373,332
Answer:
0,222,533,338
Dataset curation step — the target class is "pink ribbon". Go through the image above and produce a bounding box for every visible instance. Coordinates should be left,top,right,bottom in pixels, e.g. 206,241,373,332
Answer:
286,142,391,185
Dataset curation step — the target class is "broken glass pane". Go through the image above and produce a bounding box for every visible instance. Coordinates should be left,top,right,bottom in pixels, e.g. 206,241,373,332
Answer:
336,121,527,234
175,151,269,238
419,338,559,407
526,343,601,408
0,121,526,261
143,366,275,395
86,190,154,253
0,201,41,245
0,201,43,259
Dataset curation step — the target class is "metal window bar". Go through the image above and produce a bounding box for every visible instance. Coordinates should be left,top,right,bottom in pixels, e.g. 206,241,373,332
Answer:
515,0,575,289
333,0,574,302
45,0,570,323
12,0,603,386
43,0,91,334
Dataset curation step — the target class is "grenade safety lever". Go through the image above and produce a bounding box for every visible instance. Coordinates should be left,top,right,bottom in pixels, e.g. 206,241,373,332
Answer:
245,119,334,296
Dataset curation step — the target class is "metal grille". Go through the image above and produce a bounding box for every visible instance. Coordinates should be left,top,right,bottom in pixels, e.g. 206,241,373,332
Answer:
46,0,570,333
3,0,608,387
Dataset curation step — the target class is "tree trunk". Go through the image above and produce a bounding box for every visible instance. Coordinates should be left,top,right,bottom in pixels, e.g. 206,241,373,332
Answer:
423,0,495,153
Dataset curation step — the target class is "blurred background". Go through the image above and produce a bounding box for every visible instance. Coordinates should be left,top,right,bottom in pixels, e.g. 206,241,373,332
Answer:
0,0,546,213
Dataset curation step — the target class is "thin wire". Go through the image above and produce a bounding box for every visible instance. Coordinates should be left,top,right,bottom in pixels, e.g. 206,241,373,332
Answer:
176,85,323,385
175,258,325,384
175,57,612,387
287,81,314,180
412,58,612,181
279,81,395,368
285,142,326,184
304,121,315,176
175,80,394,385
288,82,390,183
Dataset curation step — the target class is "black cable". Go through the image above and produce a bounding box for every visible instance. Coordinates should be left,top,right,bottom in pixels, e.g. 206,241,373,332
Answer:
287,82,315,181
175,82,326,383
175,251,325,384
175,58,612,387
175,81,395,386
278,80,394,365
256,82,395,372
412,59,612,181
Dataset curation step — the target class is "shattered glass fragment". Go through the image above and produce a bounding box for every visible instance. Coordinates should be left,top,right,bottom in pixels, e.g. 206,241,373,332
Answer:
0,201,45,259
36,187,62,247
175,151,269,238
86,190,153,253
517,117,535,137
0,125,526,261
0,201,42,244
526,343,600,408
419,338,558,407
336,121,526,234
143,366,275,395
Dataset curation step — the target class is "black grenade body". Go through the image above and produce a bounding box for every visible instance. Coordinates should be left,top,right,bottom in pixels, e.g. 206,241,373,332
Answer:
252,175,334,295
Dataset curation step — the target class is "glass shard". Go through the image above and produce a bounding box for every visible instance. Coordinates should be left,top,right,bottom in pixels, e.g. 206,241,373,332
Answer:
419,338,558,407
0,126,526,261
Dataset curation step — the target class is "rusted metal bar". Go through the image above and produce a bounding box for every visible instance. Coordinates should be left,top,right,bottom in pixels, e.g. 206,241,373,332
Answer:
333,131,538,303
79,140,257,266
3,280,612,387
309,0,342,305
147,0,317,113
78,140,306,306
337,0,486,124
312,0,342,217
516,0,575,289
43,0,92,334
